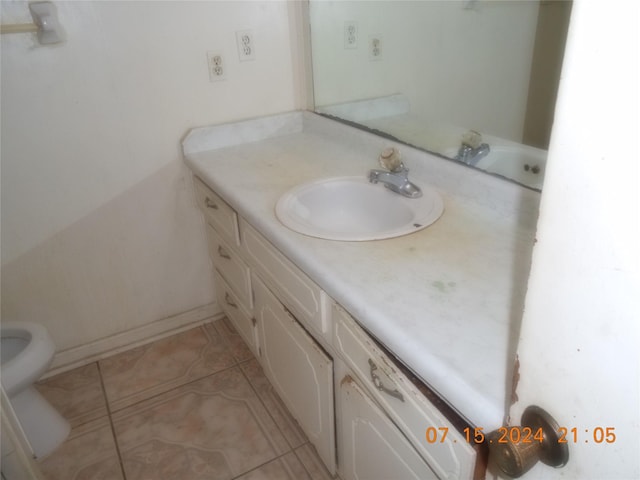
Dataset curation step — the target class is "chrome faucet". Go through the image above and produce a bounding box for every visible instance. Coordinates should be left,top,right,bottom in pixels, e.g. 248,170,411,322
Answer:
454,130,490,166
369,147,422,198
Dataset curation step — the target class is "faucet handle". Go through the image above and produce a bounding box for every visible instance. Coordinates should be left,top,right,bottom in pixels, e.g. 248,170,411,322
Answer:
461,130,483,149
379,147,404,172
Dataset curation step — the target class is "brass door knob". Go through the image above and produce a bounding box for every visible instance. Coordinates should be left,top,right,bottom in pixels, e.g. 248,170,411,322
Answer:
488,405,569,478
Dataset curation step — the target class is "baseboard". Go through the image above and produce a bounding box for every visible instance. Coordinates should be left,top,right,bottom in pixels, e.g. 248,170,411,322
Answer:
44,302,224,378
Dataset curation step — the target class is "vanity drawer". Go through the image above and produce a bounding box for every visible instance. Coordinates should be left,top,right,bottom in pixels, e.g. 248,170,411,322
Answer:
194,176,240,246
207,224,252,309
333,304,475,480
214,269,257,356
240,218,329,338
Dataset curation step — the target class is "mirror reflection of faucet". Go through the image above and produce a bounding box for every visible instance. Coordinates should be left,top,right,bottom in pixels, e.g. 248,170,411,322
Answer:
368,147,423,198
454,130,490,166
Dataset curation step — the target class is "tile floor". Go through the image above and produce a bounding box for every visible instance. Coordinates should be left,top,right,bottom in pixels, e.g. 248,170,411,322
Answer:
35,319,334,480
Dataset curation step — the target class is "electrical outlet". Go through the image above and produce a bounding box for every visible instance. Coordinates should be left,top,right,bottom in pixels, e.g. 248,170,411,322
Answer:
369,35,382,60
344,21,358,49
236,30,255,61
206,52,226,82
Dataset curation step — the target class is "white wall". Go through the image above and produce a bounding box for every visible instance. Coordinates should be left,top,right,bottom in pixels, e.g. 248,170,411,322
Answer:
310,0,539,143
1,1,297,355
511,0,639,477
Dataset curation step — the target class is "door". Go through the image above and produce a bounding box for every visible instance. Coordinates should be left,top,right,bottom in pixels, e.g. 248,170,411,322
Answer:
253,275,336,474
502,2,639,479
338,373,438,480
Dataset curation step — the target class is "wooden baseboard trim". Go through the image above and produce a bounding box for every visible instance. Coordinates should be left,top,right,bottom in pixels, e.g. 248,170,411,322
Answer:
43,302,223,378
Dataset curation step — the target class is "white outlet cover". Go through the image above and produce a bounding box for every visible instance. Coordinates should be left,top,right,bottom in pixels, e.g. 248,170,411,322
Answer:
236,30,256,61
344,21,358,49
206,51,226,82
369,35,382,60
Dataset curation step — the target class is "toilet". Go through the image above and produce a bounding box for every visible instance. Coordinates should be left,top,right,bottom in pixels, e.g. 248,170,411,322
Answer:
1,321,70,458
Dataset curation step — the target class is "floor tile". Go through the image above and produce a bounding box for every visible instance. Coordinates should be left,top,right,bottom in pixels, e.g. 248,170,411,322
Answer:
212,318,254,363
112,367,289,480
33,323,339,480
100,325,236,411
38,417,123,480
36,362,108,428
240,358,308,449
235,452,310,480
295,443,335,480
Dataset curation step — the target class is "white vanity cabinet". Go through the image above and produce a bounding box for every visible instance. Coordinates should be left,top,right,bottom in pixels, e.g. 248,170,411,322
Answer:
193,175,337,475
192,174,478,480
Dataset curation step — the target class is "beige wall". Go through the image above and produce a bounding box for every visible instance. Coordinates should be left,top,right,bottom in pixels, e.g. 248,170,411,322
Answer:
523,0,572,148
311,1,539,143
1,1,297,354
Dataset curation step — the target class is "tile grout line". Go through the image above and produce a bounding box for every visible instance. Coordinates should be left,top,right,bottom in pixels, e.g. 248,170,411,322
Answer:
212,319,336,479
291,442,326,480
106,356,244,416
229,449,305,480
236,359,321,479
70,321,328,479
224,331,304,478
95,361,128,480
102,323,239,416
234,359,320,480
93,321,247,479
235,354,336,479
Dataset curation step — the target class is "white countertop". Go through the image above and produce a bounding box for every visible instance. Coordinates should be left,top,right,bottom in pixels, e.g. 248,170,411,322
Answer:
183,111,540,430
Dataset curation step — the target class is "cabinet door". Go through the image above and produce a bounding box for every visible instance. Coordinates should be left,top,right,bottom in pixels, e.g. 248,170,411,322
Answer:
339,374,438,480
253,276,336,474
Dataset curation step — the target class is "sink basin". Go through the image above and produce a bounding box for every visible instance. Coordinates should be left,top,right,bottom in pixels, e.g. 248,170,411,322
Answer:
275,176,444,241
475,145,546,189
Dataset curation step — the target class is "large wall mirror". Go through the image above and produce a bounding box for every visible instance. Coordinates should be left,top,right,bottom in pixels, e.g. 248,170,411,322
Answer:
309,0,572,190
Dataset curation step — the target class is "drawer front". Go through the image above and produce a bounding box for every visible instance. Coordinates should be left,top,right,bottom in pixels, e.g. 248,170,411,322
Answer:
194,176,240,246
214,270,257,356
207,225,252,309
240,218,328,337
333,304,475,480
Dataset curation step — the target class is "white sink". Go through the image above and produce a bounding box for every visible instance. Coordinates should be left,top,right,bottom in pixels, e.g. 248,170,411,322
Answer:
476,145,547,189
275,176,443,241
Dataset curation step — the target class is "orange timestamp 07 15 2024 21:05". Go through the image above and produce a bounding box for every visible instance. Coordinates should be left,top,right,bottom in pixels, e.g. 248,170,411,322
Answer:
424,426,617,445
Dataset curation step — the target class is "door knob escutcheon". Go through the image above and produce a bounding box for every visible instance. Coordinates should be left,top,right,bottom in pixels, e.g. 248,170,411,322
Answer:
488,405,569,478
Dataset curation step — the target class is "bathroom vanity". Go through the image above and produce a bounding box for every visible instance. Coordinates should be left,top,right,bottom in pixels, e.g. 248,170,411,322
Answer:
182,112,540,479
